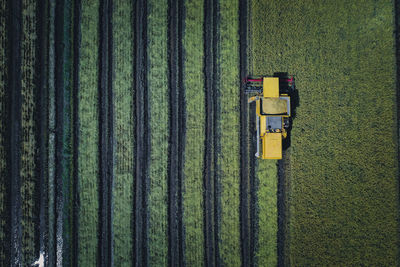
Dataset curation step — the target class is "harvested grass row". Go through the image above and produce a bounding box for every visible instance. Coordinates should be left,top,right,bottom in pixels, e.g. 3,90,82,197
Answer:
147,0,169,265
182,0,205,265
78,0,99,265
218,0,241,265
112,0,134,265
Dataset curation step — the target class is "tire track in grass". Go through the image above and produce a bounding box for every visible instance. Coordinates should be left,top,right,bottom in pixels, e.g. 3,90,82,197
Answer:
0,0,9,263
112,0,134,265
203,0,219,265
238,0,250,265
395,0,400,223
71,0,82,265
47,0,56,264
133,0,149,265
239,0,258,266
54,0,66,264
277,155,286,267
35,0,48,264
98,0,114,265
60,0,74,264
148,0,169,265
182,0,205,265
5,0,22,264
167,0,185,264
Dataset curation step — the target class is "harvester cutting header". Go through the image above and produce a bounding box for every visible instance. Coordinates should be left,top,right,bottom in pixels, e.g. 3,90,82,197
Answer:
244,75,295,160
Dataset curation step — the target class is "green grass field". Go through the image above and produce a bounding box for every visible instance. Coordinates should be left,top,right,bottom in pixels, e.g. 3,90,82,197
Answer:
182,0,205,265
0,0,399,265
251,0,399,265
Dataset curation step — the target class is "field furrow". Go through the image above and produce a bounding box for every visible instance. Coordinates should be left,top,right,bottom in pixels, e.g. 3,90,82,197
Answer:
98,0,113,264
61,0,73,264
0,0,8,263
167,0,186,264
182,0,205,265
133,0,150,264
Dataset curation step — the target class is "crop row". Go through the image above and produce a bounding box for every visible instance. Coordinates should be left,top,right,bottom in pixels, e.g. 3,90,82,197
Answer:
182,0,205,265
218,0,241,265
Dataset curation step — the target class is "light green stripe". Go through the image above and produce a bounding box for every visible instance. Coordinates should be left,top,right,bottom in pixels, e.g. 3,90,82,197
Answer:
183,0,205,265
219,0,241,265
112,0,134,265
255,161,277,266
147,0,169,265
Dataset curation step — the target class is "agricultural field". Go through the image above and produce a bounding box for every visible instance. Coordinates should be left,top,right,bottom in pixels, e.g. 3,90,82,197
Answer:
251,0,399,266
0,0,399,266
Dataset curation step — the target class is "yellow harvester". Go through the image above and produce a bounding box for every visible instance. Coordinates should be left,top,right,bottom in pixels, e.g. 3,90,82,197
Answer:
245,76,293,159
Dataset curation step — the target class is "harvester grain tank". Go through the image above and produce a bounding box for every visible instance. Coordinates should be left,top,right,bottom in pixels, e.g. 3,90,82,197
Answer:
245,76,294,159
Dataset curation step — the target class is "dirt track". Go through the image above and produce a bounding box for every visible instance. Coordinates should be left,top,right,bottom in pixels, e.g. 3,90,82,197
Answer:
6,0,23,265
167,0,185,265
35,0,48,263
203,0,219,265
72,0,82,265
98,0,114,265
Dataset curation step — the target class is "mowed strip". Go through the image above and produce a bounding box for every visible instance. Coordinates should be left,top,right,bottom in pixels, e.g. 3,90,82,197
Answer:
112,0,134,265
219,0,241,265
78,0,99,265
182,0,205,265
147,0,169,265
252,0,399,265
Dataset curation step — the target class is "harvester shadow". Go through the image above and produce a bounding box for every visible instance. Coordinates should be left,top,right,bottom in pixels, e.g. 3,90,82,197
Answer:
273,72,300,150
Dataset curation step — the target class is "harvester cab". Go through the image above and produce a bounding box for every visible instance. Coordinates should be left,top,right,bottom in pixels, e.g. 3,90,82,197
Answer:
245,76,294,159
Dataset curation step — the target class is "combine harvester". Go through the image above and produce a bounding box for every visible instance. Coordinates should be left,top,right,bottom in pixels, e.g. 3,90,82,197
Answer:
245,76,295,159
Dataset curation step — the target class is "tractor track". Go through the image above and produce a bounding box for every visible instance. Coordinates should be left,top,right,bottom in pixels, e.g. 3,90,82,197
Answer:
203,0,220,266
98,0,114,266
54,0,66,264
133,0,149,265
167,0,185,265
71,0,82,266
395,0,400,230
35,0,48,262
239,0,253,265
277,155,286,267
6,0,23,265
